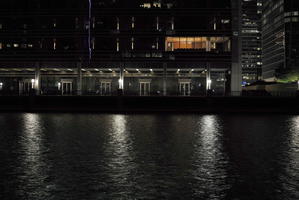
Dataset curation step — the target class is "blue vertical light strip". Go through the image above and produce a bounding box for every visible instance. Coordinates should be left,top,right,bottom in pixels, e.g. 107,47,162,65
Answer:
88,0,92,60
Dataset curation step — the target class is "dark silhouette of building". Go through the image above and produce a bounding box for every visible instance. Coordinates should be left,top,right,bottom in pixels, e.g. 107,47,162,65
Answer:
0,0,241,96
241,0,262,85
262,0,299,81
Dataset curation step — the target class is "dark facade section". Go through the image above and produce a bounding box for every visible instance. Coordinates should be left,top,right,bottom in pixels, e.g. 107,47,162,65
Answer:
262,0,299,81
241,0,262,84
0,0,237,96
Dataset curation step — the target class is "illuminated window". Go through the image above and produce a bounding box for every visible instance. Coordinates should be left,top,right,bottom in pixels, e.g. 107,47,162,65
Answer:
0,43,2,50
171,17,175,30
53,39,56,50
116,17,120,30
92,37,95,50
131,37,134,50
153,2,161,8
131,17,135,29
140,3,151,8
92,17,95,28
116,38,119,52
53,19,57,28
221,19,230,24
165,37,231,52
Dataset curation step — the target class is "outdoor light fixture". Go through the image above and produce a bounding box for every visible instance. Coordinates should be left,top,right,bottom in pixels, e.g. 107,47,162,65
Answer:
58,82,61,90
31,79,35,89
207,79,212,90
118,78,124,89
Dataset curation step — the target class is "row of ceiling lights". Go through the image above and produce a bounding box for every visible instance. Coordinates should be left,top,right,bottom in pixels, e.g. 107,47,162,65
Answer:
0,68,203,73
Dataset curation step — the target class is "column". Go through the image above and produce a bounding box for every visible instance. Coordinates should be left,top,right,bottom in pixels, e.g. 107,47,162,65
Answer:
77,62,82,95
163,63,167,96
34,62,41,95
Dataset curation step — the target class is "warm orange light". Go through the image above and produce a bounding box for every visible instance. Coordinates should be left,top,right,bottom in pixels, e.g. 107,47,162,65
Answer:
165,37,230,51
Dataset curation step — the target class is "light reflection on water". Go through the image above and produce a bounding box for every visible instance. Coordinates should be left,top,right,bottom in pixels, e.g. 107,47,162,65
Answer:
283,116,299,199
0,113,299,200
191,115,230,199
103,115,136,198
18,113,51,199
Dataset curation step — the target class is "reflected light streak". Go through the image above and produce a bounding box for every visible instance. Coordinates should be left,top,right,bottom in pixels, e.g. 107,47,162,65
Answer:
290,116,299,152
281,116,299,196
19,113,50,198
22,113,42,159
105,115,135,189
192,115,229,197
200,115,219,154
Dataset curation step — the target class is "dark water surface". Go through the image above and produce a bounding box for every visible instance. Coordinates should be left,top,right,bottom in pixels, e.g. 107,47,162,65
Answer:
0,113,299,200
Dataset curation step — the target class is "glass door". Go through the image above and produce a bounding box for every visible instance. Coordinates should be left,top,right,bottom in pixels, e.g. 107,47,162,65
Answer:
62,82,72,95
179,82,191,96
100,82,111,96
20,80,33,95
140,82,150,96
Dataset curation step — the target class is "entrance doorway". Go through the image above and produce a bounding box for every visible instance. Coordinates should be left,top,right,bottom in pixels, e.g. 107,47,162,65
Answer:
139,81,151,96
61,81,73,95
179,81,191,96
19,79,34,95
100,81,112,96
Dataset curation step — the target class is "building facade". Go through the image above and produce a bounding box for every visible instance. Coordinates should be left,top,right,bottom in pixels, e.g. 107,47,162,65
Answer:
0,0,241,96
262,0,299,81
241,0,262,85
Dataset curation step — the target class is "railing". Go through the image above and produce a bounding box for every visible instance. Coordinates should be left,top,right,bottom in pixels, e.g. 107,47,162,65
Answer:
2,88,298,98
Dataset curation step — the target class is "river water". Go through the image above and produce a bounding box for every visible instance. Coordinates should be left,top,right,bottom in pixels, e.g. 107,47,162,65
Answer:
0,113,298,199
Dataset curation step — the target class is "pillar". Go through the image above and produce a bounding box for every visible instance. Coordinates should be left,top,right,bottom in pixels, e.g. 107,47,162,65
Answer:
34,62,41,95
163,63,167,96
77,62,82,95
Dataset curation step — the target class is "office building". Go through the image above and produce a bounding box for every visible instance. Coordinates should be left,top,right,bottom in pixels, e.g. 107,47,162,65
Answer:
241,0,262,85
0,0,241,96
262,0,299,81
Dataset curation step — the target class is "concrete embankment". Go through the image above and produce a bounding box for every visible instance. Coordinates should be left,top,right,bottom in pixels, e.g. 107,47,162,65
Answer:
0,96,298,113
